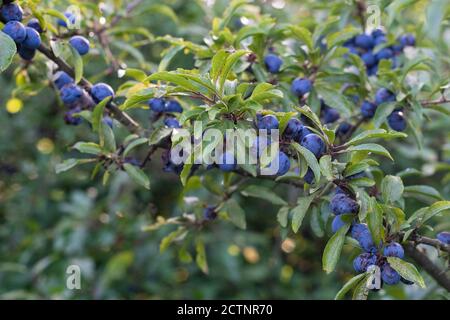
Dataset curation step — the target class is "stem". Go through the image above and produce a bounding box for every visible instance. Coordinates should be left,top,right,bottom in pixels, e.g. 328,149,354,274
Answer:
421,97,450,106
411,234,450,254
405,243,450,292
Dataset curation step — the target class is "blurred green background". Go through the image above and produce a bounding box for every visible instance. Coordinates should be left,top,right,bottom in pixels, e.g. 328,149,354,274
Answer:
0,0,449,299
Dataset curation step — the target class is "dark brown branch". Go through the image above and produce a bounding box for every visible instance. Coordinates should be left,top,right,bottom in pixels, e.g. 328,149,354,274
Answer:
420,97,450,106
405,243,450,292
411,234,450,254
37,44,141,134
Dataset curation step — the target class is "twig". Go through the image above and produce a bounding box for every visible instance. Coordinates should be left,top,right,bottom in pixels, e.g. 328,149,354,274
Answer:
411,234,450,254
420,97,450,106
404,243,450,292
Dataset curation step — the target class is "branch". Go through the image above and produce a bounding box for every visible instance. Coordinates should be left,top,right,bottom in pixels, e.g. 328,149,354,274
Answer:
37,44,141,134
405,242,450,292
420,97,450,106
411,234,450,254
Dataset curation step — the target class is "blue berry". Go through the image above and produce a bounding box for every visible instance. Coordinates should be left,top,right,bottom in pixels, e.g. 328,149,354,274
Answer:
391,43,404,53
283,118,302,140
301,134,326,158
304,167,314,184
373,36,387,46
321,106,340,124
358,230,377,253
27,18,43,33
264,54,283,73
371,29,385,38
381,263,401,285
22,27,41,49
203,206,217,221
361,52,377,67
148,98,165,112
353,253,377,273
387,110,407,131
336,122,352,137
17,45,35,61
60,84,83,104
58,12,76,28
437,231,450,245
361,100,377,119
367,65,378,76
64,107,82,126
354,34,374,50
291,78,312,97
331,215,346,233
53,71,74,90
164,117,181,129
69,35,90,56
165,100,183,113
218,152,237,172
91,83,114,103
330,193,359,215
1,3,23,22
383,242,405,259
375,88,396,105
376,48,393,61
399,34,415,47
258,115,279,131
274,151,290,176
2,21,26,43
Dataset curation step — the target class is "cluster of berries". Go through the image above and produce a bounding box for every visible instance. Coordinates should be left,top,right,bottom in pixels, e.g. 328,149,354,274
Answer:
344,29,416,76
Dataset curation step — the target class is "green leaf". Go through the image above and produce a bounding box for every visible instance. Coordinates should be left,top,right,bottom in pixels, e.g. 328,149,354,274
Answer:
160,227,188,253
124,68,147,82
387,257,426,288
315,86,353,117
211,49,228,82
403,185,443,204
72,142,102,155
422,201,450,224
124,137,148,156
69,45,83,84
91,97,111,133
335,273,367,300
381,175,404,204
373,102,397,128
344,162,369,178
352,276,370,300
291,195,315,233
291,143,321,182
149,127,172,145
249,83,283,103
277,207,290,228
322,223,350,274
100,123,116,152
218,50,249,94
367,197,384,247
124,163,150,189
195,238,209,274
288,25,313,50
345,144,393,161
346,129,407,146
146,71,201,93
225,198,246,229
319,155,333,181
0,32,17,73
241,185,288,206
55,158,93,174
326,26,360,48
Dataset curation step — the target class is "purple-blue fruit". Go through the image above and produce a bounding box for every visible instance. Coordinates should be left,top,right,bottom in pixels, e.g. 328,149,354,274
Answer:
376,48,394,61
301,134,326,158
321,107,340,124
358,230,377,253
354,34,374,50
17,45,35,60
203,206,217,221
91,83,114,103
64,107,82,126
258,115,279,131
361,100,377,119
164,117,181,129
383,242,405,259
330,193,359,215
351,223,369,239
22,27,41,49
399,34,415,47
58,12,76,28
60,84,83,104
1,3,23,22
218,152,237,172
102,116,113,128
283,118,303,140
371,29,385,38
336,122,352,137
331,215,346,233
148,98,165,112
391,43,404,54
373,35,386,46
304,168,314,184
437,231,450,245
367,65,378,76
27,18,43,33
2,21,26,42
69,35,90,55
274,151,290,176
381,263,401,285
387,110,407,132
53,71,74,90
361,52,377,67
165,100,183,113
353,253,377,273
264,54,283,73
375,88,396,105
291,78,312,97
